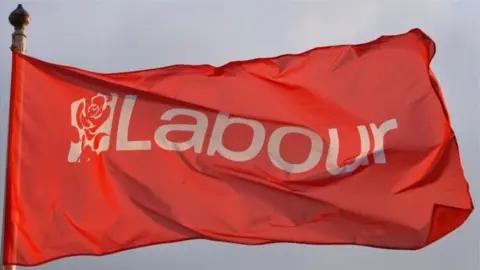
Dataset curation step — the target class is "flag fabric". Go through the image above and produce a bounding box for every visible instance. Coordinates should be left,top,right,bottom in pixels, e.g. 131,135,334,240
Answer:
3,28,473,266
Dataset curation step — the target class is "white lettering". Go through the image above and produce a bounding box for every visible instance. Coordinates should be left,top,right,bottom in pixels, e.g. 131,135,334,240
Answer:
207,112,265,162
370,119,398,163
116,95,152,151
268,126,323,174
154,109,208,152
111,101,398,175
326,125,370,175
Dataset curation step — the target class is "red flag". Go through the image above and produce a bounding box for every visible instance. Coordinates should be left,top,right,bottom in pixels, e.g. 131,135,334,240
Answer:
3,28,473,266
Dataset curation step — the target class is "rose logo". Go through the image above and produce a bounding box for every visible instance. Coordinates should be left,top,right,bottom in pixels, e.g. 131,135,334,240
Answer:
74,94,113,162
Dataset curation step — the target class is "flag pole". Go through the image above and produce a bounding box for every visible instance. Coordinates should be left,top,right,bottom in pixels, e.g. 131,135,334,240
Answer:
3,4,30,270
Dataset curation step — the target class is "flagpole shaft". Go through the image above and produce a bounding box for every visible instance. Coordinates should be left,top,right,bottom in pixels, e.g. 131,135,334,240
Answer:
3,5,30,270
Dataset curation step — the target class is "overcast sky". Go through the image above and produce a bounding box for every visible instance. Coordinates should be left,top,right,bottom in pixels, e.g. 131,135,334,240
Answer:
0,0,479,269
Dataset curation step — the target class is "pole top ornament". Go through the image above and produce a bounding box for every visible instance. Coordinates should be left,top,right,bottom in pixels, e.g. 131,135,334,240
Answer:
9,4,30,29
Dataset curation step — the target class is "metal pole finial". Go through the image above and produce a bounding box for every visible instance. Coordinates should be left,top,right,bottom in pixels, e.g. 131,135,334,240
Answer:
9,4,30,53
9,4,30,29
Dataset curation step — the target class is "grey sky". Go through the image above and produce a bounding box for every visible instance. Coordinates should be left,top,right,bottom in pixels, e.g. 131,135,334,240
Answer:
0,0,478,269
